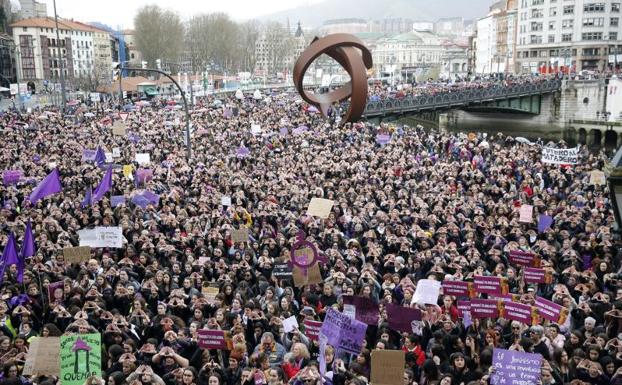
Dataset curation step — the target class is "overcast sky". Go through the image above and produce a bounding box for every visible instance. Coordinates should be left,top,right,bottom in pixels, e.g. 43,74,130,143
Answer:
37,0,324,29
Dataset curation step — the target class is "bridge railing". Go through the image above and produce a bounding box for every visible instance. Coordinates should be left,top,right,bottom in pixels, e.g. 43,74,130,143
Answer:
361,79,562,116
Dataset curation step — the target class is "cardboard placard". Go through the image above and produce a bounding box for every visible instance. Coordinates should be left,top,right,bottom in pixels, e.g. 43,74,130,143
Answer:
202,287,219,305
306,198,334,219
371,350,405,385
590,170,606,185
63,246,91,264
292,263,322,287
22,337,61,376
112,122,126,136
135,153,150,165
231,227,249,243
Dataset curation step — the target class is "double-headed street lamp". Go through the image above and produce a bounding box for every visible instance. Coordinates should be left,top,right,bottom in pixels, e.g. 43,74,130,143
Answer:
115,63,192,160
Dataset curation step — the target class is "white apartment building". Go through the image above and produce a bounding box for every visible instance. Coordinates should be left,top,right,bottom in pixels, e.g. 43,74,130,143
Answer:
373,31,445,77
516,0,622,73
474,0,518,74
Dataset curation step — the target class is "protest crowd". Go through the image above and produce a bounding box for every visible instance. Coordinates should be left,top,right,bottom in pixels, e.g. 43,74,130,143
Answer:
0,85,620,385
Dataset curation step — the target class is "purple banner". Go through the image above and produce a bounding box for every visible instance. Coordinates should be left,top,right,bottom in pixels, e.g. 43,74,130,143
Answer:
491,348,542,385
470,298,500,319
503,301,534,325
111,195,126,208
342,295,380,325
474,276,507,295
385,303,422,333
442,280,473,297
197,329,228,350
508,250,539,267
320,308,367,355
3,170,22,185
524,268,550,284
535,296,566,323
457,300,471,317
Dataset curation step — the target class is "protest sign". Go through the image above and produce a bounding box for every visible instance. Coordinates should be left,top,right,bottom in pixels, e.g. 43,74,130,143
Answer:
292,263,322,287
282,316,299,333
78,227,123,248
202,287,219,305
457,300,472,317
470,298,501,318
474,276,508,295
537,215,553,233
541,146,579,165
251,124,261,134
197,329,228,350
371,350,405,385
221,196,232,206
135,153,150,165
122,165,134,179
105,152,113,163
442,280,474,297
111,122,126,136
60,333,101,385
111,195,126,208
236,146,250,158
112,148,121,158
524,267,552,284
590,170,606,185
63,246,91,264
82,149,97,161
231,227,249,243
385,303,422,333
306,198,334,219
342,295,380,325
320,308,367,355
3,170,22,185
502,301,535,325
508,250,540,267
519,205,533,223
535,296,568,323
272,263,293,279
22,337,60,376
303,319,322,341
412,279,441,305
491,348,542,385
135,169,153,185
48,281,64,304
376,134,391,145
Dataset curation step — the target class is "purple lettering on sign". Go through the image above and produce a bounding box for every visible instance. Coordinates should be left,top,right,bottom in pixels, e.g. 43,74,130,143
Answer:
491,348,542,385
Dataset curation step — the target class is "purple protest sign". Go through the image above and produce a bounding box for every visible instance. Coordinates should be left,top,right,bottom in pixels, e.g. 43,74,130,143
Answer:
279,127,289,136
197,329,228,350
293,125,308,135
442,280,474,297
82,149,97,161
376,134,391,145
3,170,22,185
508,250,539,267
503,301,534,325
524,267,551,284
320,308,367,355
303,319,322,341
470,298,500,319
457,300,471,317
385,303,422,333
491,348,542,385
474,276,508,295
111,195,126,208
535,296,567,323
342,295,380,325
537,214,553,233
236,146,250,158
135,168,153,185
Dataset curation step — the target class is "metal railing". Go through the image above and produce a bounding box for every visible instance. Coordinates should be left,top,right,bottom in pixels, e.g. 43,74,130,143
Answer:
361,79,562,117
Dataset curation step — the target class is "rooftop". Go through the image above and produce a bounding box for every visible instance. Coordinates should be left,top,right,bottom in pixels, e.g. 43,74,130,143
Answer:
9,17,108,33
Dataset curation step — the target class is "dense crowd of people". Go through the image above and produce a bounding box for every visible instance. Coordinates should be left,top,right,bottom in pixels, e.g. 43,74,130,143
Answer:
0,85,619,385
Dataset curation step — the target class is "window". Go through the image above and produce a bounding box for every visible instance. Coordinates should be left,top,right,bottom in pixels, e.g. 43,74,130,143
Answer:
582,32,603,40
613,2,621,12
548,35,555,43
563,5,574,14
549,7,557,16
562,19,574,28
612,17,619,26
531,22,543,31
562,33,573,41
22,27,27,31
582,48,600,56
530,35,543,44
583,3,605,12
610,32,619,40
531,8,544,18
583,17,605,26
532,0,544,4
549,21,556,30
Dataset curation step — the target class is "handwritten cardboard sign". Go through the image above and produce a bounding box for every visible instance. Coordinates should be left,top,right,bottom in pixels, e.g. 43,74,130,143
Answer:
371,350,405,385
292,263,322,287
231,227,249,243
112,122,126,136
306,198,334,219
63,246,91,264
22,337,61,376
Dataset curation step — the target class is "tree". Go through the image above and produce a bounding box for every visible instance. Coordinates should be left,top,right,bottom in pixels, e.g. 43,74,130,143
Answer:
185,13,241,73
236,20,260,72
134,5,184,68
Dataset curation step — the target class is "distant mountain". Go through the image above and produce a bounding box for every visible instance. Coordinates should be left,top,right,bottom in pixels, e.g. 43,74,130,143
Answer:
257,0,492,26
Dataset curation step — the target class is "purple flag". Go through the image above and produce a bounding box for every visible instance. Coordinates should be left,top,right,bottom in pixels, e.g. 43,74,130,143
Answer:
92,166,113,204
537,214,553,233
95,147,106,167
29,169,62,204
0,233,19,285
111,195,126,208
279,127,289,136
293,125,308,135
3,170,22,185
236,146,250,158
81,186,92,208
20,220,35,259
141,191,160,205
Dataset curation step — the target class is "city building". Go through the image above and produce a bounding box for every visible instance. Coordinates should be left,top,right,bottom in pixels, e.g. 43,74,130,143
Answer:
515,0,622,73
9,17,113,91
18,0,47,19
474,0,518,74
254,22,306,76
122,30,143,67
440,42,470,79
435,17,466,37
376,18,414,34
319,18,370,35
413,22,435,32
0,33,16,86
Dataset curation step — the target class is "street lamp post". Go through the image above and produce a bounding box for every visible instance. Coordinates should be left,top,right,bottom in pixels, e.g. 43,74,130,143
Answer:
119,65,192,160
52,0,67,113
607,147,622,229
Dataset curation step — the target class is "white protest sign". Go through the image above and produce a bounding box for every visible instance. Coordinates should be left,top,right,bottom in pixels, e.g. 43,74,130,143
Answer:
79,227,123,248
411,279,441,305
519,205,533,223
221,196,232,206
251,124,261,134
135,153,151,165
541,146,579,165
112,148,121,158
105,152,113,163
589,170,606,185
282,316,299,333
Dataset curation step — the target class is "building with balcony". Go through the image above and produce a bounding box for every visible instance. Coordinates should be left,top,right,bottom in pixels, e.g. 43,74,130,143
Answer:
474,0,518,74
515,0,622,73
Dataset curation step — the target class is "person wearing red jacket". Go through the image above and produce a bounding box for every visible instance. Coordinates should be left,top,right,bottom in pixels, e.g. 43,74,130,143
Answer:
402,335,426,366
441,296,459,322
